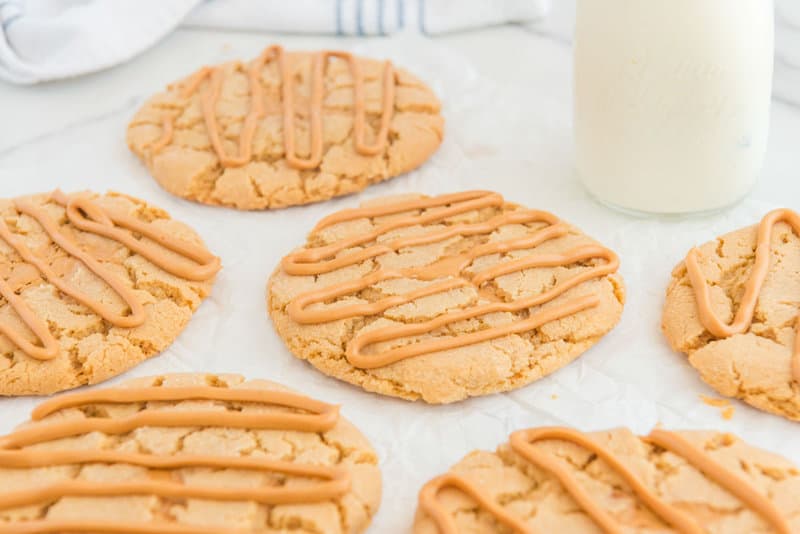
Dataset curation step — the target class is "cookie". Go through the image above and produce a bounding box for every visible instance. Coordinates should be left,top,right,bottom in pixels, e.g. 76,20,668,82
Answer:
127,44,444,210
663,209,800,421
0,190,220,395
0,373,381,534
268,191,625,403
414,426,799,533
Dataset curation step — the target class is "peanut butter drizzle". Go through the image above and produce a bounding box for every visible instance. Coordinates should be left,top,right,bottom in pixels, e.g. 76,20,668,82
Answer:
0,276,59,360
418,474,533,534
149,44,395,170
311,190,500,232
148,67,213,154
281,191,620,369
346,294,601,369
646,429,791,534
420,427,791,534
686,209,800,383
0,191,220,361
52,190,221,281
0,385,351,533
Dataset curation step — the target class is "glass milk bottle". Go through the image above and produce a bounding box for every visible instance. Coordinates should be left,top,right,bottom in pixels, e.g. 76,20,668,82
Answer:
574,0,774,214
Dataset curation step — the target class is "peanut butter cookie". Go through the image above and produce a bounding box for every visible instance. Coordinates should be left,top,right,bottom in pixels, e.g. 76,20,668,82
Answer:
0,190,219,395
268,191,625,403
663,209,800,421
0,373,381,533
127,45,444,210
415,426,799,533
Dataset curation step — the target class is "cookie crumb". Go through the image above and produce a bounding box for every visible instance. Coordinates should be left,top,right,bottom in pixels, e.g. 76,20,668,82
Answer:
700,395,730,408
700,395,735,420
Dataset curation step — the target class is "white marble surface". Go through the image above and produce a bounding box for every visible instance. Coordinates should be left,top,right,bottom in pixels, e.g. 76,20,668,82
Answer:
1,2,800,532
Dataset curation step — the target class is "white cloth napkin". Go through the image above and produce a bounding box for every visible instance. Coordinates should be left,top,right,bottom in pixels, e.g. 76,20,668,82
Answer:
185,0,550,36
0,0,550,84
0,0,198,84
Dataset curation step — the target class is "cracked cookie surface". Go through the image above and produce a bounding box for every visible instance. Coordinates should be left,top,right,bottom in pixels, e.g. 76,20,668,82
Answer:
0,191,218,396
662,214,800,421
267,191,625,403
413,427,800,533
127,46,444,210
0,373,381,534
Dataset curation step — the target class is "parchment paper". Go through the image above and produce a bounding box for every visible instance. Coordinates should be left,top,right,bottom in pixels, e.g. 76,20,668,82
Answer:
0,36,797,532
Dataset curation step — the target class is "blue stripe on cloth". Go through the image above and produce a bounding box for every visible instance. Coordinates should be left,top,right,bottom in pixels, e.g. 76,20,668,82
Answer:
398,0,404,29
335,0,343,35
378,0,385,35
356,0,364,35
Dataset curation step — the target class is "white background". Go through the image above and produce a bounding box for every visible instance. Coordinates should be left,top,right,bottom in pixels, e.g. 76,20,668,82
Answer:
1,2,800,532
